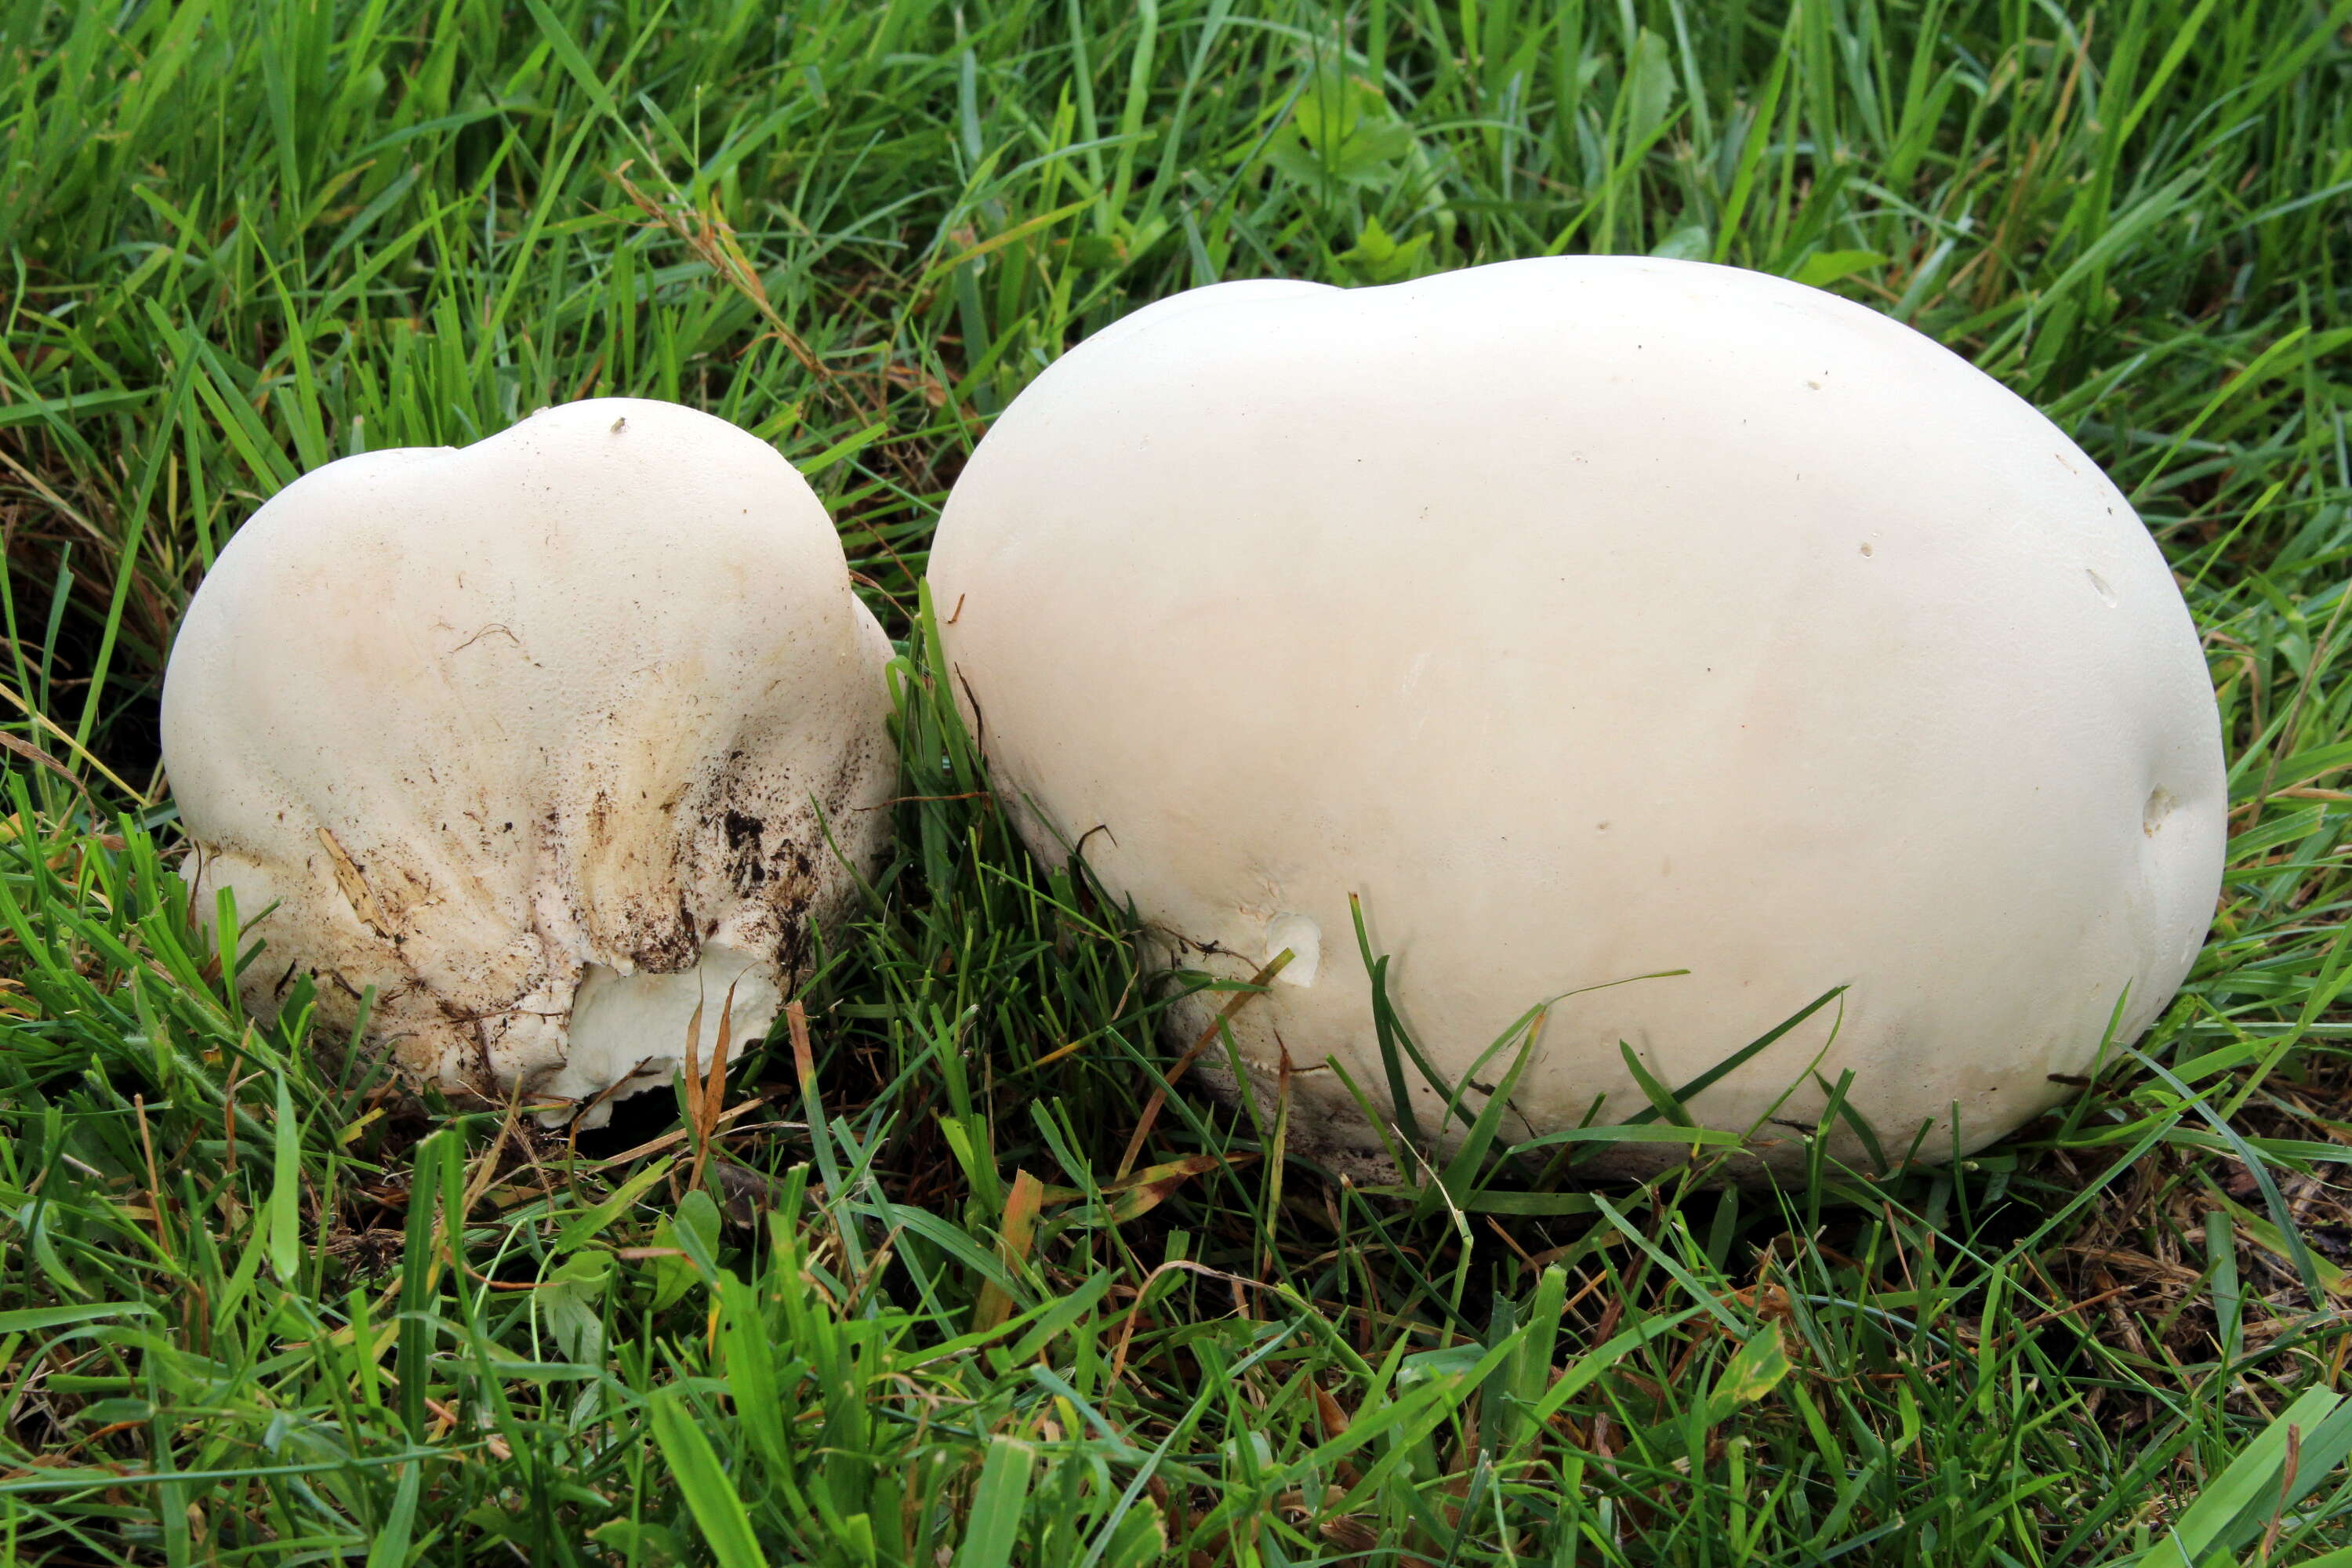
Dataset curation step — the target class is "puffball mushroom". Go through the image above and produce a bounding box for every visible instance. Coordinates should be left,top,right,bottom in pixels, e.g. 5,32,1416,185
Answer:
161,397,895,1126
930,257,2227,1176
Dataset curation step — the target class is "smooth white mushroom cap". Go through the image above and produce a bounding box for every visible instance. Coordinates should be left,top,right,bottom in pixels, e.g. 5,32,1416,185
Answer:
162,397,895,1124
930,257,2227,1174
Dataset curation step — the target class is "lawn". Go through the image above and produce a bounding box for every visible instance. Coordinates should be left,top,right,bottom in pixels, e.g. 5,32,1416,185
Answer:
4,0,2352,1563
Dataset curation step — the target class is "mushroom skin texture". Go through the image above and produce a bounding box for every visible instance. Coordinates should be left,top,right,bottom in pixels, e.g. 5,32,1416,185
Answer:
161,397,895,1126
929,257,2227,1177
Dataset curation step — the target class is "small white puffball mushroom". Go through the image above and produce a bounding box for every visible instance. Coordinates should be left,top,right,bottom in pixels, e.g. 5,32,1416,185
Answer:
930,258,2227,1176
161,397,895,1126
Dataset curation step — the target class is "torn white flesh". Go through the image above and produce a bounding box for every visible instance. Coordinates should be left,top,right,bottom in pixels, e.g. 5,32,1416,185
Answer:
535,946,782,1127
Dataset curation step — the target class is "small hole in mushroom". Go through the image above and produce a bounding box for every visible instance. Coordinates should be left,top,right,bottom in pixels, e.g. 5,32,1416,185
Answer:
1264,913,1322,987
2086,568,2118,608
2143,786,2178,837
1859,542,1874,557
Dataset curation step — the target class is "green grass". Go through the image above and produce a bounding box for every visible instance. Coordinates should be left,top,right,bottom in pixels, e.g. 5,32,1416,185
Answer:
3,0,2352,1562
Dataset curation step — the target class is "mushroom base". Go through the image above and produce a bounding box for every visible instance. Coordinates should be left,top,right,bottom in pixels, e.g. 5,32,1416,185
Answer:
1179,1032,1915,1192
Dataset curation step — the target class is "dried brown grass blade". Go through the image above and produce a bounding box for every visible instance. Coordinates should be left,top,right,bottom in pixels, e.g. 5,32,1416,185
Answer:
681,993,708,1191
971,1169,1047,1334
689,983,739,1192
786,997,816,1091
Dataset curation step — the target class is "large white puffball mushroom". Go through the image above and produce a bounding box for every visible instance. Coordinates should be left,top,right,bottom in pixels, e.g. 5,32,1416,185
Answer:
162,397,895,1126
930,258,2227,1176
